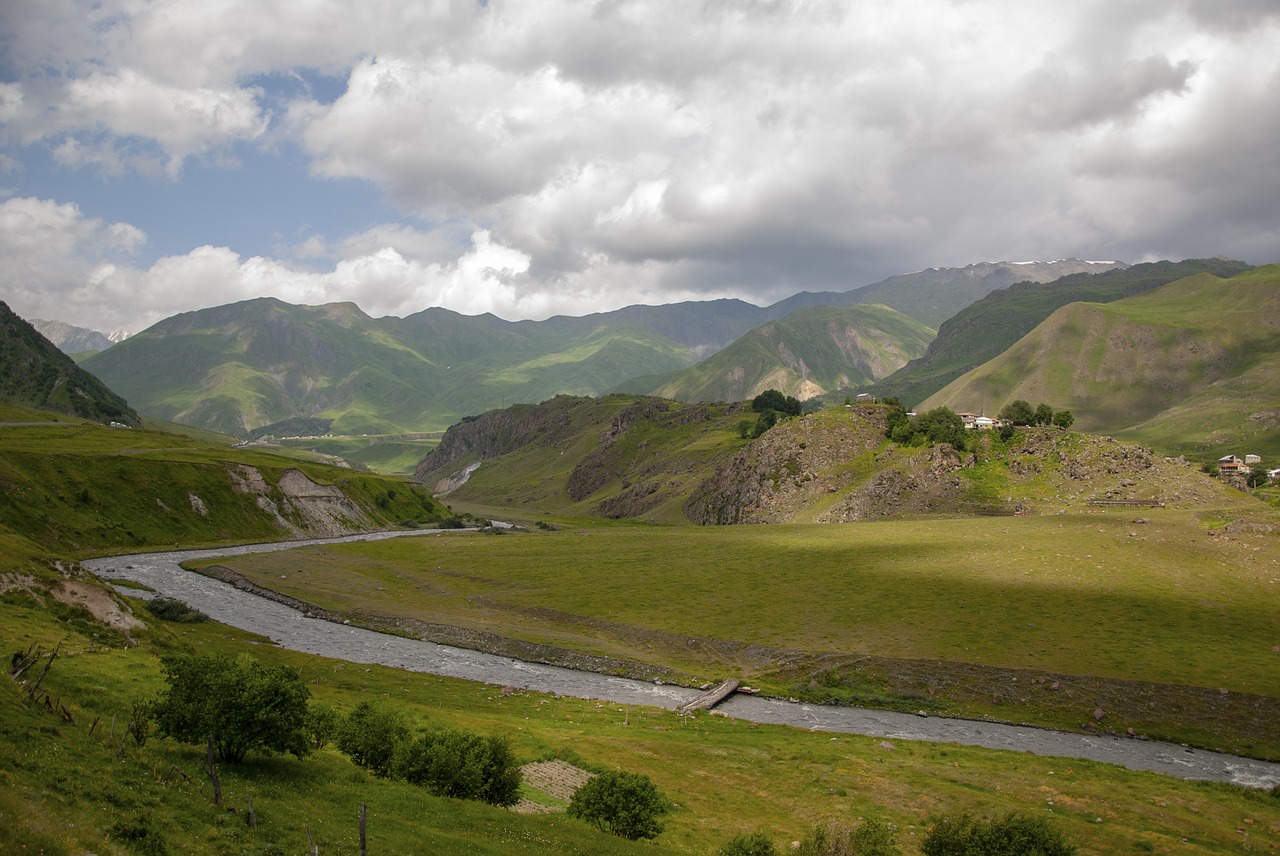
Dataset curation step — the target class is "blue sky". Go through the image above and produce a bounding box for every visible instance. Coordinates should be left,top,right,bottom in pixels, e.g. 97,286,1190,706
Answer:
1,1,1278,334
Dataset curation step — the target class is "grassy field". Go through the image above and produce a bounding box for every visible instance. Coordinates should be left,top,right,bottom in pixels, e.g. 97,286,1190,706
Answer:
3,589,1279,855
207,508,1280,756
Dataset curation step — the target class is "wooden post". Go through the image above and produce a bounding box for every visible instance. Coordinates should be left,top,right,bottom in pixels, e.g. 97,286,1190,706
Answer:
359,803,367,856
306,824,318,855
206,736,222,805
246,789,256,828
28,643,59,698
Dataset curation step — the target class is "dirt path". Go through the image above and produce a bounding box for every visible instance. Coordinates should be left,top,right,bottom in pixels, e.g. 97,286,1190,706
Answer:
84,532,1280,789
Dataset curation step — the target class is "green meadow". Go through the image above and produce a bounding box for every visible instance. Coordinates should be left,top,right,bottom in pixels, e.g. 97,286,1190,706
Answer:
3,588,1279,855
209,510,1280,757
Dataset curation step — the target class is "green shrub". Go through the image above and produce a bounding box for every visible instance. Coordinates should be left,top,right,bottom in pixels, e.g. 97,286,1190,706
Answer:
336,700,410,777
393,727,522,806
303,703,341,750
719,831,779,855
152,653,310,763
921,812,1076,855
797,818,900,855
568,769,671,840
110,813,168,855
144,597,209,623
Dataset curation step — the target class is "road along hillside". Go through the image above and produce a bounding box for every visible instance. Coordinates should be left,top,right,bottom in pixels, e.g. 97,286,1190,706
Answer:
84,532,1280,789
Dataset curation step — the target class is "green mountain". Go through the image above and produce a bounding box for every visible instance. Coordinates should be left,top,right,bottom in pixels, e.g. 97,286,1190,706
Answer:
81,298,698,436
0,301,140,425
922,264,1280,460
871,258,1253,406
622,304,935,403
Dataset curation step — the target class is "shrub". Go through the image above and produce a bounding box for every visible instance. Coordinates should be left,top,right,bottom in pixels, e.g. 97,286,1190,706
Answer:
303,703,341,750
719,831,779,855
797,818,900,855
144,597,209,623
568,769,671,840
336,700,410,777
921,812,1076,855
152,653,309,763
393,728,522,806
110,813,168,855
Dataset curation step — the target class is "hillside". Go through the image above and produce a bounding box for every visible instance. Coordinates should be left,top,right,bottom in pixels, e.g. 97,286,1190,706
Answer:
621,304,934,403
923,264,1280,460
81,298,696,436
418,396,1241,527
0,301,140,426
871,258,1253,406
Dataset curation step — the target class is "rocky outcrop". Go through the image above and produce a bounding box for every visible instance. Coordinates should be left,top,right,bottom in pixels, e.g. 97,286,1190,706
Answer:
227,464,370,537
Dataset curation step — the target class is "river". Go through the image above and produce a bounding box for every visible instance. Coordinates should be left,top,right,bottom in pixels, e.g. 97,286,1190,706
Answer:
83,530,1280,789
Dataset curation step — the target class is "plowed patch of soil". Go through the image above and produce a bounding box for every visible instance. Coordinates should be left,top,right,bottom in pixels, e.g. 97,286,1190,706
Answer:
512,760,594,814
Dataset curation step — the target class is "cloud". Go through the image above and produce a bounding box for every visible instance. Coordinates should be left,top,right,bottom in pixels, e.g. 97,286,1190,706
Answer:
2,0,1278,324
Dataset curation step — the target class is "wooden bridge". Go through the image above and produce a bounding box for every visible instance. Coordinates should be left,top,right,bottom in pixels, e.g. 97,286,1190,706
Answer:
678,679,740,714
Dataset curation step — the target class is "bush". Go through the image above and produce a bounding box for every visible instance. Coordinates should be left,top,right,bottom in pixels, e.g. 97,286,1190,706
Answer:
303,703,341,750
144,597,208,623
915,407,966,449
797,818,900,855
568,769,671,840
393,728,522,806
921,812,1076,855
336,700,410,777
152,653,309,763
720,831,779,855
752,389,801,417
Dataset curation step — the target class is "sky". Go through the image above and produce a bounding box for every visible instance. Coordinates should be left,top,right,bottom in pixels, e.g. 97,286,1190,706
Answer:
1,0,1278,335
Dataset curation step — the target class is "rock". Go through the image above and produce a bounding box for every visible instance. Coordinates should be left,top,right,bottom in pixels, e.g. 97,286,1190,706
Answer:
880,741,895,750
1093,708,1106,721
1049,681,1060,691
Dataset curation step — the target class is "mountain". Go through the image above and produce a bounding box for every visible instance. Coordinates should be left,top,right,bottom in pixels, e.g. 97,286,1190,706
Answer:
922,264,1280,459
765,259,1127,328
0,301,140,425
621,304,935,403
81,298,699,436
28,318,119,355
870,258,1253,406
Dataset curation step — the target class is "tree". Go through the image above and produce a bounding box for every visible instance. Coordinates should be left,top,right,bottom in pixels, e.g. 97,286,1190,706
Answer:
921,812,1076,855
1051,409,1074,429
719,832,779,856
752,389,801,417
337,700,410,777
303,703,341,750
998,399,1035,426
1033,403,1054,426
393,728,522,806
914,407,967,449
152,653,310,764
568,770,671,840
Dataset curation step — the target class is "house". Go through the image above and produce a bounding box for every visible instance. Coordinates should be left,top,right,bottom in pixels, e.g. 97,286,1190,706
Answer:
1268,468,1280,484
974,416,996,430
958,412,978,429
855,393,876,403
1218,455,1251,475
1245,454,1261,465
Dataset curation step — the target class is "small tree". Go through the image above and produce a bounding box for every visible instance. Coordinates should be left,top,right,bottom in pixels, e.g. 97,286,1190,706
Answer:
752,389,801,417
921,812,1076,855
337,700,410,777
1033,403,1054,426
914,407,967,449
719,831,779,856
393,728,522,806
998,399,1035,426
303,703,342,750
152,653,310,763
568,770,671,840
1051,409,1074,429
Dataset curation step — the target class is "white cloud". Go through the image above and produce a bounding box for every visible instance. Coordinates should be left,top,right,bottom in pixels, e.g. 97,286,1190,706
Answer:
2,0,1278,322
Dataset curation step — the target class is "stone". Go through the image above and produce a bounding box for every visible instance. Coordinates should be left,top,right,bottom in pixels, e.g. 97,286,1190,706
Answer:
1093,708,1106,721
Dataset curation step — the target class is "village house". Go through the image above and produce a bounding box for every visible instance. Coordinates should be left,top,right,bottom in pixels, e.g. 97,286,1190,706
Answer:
1218,454,1251,475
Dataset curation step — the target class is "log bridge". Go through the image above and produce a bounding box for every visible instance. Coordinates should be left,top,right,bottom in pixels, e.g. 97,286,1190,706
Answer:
678,679,740,714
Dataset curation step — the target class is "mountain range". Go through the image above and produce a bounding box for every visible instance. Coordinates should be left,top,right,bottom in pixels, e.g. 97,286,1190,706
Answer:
28,318,129,356
75,259,1120,436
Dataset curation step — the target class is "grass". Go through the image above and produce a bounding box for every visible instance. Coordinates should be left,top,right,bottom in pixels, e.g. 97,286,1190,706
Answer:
3,590,1279,855
206,509,1280,756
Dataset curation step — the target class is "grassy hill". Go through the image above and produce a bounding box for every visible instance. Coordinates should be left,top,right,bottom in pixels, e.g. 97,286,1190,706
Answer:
871,258,1254,407
81,298,698,438
0,302,140,426
923,264,1280,461
621,304,935,403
